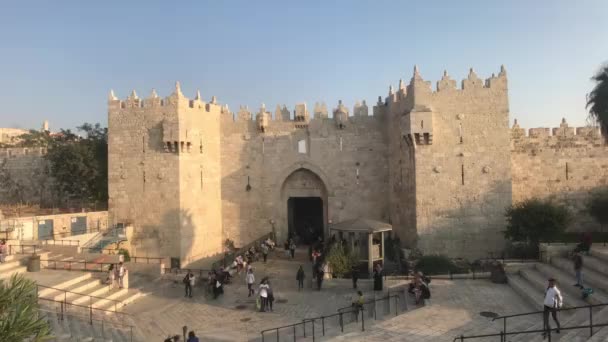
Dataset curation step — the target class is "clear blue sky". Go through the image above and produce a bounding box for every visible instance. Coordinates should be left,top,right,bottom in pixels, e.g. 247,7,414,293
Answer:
0,0,607,131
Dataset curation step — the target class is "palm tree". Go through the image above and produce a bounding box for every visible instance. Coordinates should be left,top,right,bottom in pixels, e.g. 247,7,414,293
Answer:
587,64,608,142
0,274,52,341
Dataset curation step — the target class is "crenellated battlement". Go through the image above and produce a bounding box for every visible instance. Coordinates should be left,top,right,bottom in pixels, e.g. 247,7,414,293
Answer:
511,118,602,142
385,65,508,110
107,82,223,112
510,118,604,153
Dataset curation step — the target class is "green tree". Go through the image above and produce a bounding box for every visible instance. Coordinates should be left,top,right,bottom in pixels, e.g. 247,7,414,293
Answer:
588,188,608,242
45,123,108,205
504,198,571,246
326,243,358,278
587,64,608,142
0,159,27,204
0,274,52,341
16,130,54,148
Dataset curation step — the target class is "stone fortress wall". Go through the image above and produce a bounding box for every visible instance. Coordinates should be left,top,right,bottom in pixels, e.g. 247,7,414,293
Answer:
511,119,608,232
219,100,388,247
100,65,607,264
107,86,223,266
386,67,512,258
0,147,48,204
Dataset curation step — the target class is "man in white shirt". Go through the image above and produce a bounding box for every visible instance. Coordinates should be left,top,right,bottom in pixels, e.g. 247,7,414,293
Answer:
118,262,126,289
543,278,562,337
246,269,255,297
259,280,269,312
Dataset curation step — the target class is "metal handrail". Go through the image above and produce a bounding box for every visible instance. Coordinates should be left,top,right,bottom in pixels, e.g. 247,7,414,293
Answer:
456,302,608,342
261,307,364,342
37,284,123,312
261,293,401,341
8,244,40,255
37,296,132,336
454,323,608,342
41,258,114,272
40,239,80,246
37,307,134,342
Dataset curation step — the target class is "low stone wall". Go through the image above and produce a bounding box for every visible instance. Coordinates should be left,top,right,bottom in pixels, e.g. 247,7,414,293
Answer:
539,243,577,263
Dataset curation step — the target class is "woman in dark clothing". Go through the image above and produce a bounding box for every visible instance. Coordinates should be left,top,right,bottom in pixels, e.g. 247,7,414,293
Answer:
373,265,383,291
296,265,305,290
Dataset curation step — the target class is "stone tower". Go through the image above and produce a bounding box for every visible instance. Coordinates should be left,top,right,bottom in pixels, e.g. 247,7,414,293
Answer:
383,66,511,258
107,83,223,267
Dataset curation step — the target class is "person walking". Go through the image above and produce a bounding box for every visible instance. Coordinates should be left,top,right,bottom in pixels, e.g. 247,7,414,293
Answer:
296,265,305,291
573,251,584,289
351,266,359,289
373,264,383,291
316,263,325,291
267,281,275,312
184,271,194,298
289,239,296,259
117,262,126,289
261,243,269,263
107,264,115,290
187,331,199,342
542,278,563,338
246,268,255,297
0,239,6,263
351,290,364,322
259,279,270,312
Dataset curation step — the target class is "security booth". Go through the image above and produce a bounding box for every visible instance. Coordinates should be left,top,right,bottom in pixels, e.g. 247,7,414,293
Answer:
328,218,392,276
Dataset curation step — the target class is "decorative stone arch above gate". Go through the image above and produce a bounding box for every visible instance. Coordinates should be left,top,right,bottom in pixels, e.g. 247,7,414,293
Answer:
273,161,332,242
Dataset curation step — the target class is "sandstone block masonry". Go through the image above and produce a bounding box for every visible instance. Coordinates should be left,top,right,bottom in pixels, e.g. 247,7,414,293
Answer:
108,66,607,264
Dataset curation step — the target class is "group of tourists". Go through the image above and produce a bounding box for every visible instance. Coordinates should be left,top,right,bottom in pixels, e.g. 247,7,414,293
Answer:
105,262,126,289
0,239,6,263
408,271,431,305
163,330,199,342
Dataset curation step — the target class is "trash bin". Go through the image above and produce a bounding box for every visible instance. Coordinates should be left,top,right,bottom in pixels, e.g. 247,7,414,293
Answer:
27,255,41,272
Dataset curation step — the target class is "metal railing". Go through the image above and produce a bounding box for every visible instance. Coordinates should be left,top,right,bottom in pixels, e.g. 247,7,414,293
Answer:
454,302,608,342
40,239,80,246
38,306,134,342
38,297,132,334
130,256,165,264
261,293,401,342
8,243,40,255
41,259,114,272
261,308,364,342
37,284,123,313
38,226,104,241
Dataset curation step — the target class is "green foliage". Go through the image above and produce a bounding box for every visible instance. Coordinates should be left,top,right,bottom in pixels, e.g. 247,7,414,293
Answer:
118,248,131,262
326,243,358,278
587,64,608,142
588,188,608,230
45,123,108,204
0,274,52,341
415,255,467,275
504,198,571,246
16,130,54,148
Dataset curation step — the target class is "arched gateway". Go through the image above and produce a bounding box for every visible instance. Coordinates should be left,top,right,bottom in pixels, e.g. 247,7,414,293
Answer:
277,165,330,244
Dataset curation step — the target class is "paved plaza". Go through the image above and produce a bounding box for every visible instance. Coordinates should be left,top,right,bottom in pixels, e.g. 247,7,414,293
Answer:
117,249,534,341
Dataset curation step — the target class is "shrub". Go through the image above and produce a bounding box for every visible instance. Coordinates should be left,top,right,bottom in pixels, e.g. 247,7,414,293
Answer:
118,248,131,262
326,243,358,278
415,255,468,275
504,198,571,246
0,274,51,341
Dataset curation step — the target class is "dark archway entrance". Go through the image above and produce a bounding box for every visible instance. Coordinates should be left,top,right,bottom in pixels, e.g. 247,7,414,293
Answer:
288,197,324,244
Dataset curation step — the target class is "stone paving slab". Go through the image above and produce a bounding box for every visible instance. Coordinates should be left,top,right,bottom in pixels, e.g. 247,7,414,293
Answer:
326,279,535,342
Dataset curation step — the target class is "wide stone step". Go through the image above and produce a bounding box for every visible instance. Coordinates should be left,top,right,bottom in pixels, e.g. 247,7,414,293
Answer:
534,263,608,305
581,254,608,277
590,247,608,264
0,263,27,280
552,256,608,295
38,273,93,297
556,305,608,341
519,267,587,308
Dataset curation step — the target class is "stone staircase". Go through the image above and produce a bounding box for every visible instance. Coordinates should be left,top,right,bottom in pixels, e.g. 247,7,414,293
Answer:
37,272,145,312
503,247,608,341
0,253,29,280
39,308,136,342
